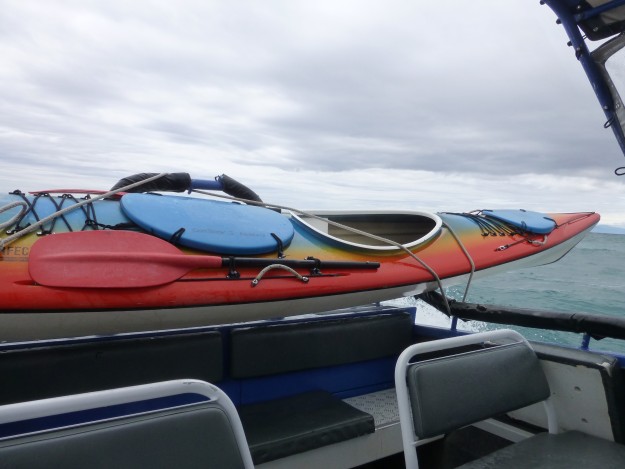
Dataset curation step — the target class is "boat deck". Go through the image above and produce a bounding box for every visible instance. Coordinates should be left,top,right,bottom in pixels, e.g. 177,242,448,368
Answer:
345,388,399,429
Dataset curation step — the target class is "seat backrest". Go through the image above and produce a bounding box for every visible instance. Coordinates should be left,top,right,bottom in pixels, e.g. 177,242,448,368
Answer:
395,329,554,468
0,379,254,469
0,331,224,405
230,312,413,378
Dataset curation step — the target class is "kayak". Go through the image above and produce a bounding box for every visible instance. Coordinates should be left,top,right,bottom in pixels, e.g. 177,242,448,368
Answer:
0,175,599,340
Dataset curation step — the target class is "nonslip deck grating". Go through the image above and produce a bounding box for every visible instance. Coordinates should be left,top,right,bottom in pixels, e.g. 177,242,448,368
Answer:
344,388,399,429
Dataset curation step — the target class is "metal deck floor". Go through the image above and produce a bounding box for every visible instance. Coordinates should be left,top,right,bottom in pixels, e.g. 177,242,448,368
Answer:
344,388,399,429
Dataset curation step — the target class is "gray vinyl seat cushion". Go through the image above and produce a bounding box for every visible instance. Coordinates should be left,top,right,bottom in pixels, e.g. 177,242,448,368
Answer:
0,380,254,469
458,430,625,469
0,405,248,469
406,342,550,439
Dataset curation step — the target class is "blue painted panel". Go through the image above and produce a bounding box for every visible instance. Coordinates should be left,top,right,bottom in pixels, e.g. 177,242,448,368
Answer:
236,357,396,405
120,193,294,255
482,209,556,234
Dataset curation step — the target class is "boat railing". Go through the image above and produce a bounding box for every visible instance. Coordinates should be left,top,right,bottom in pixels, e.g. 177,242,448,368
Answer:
419,291,625,353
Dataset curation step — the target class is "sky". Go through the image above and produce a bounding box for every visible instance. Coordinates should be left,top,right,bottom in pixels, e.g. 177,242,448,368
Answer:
2,0,625,226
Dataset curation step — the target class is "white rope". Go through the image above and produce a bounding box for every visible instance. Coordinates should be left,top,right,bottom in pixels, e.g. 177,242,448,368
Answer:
192,189,453,314
251,264,309,286
0,201,28,231
0,173,169,251
497,234,548,252
529,235,548,247
442,222,476,302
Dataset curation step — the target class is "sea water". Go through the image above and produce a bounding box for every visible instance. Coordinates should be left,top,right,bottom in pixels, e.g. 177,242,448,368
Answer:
386,233,625,355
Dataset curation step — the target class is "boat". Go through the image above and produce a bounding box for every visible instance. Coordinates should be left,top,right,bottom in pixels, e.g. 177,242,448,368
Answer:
0,172,598,341
2,1,625,468
0,302,623,468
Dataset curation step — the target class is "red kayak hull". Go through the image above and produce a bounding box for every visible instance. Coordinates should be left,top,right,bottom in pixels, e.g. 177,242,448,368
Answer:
0,193,599,340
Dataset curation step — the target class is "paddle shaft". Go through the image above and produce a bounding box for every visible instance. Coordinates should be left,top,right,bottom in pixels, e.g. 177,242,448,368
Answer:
224,257,380,270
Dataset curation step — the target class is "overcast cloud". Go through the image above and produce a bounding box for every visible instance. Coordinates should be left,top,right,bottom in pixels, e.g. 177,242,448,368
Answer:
1,0,625,226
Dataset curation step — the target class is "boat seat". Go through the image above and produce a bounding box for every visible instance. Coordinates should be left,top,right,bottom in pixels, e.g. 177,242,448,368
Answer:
0,379,253,469
230,312,412,464
458,430,625,468
239,390,374,464
230,312,413,378
0,331,224,405
530,342,625,443
394,329,625,468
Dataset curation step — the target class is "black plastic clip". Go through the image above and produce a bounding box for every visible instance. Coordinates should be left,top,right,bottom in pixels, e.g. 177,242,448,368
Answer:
271,233,286,258
226,257,240,279
305,256,322,275
169,227,186,245
6,222,29,235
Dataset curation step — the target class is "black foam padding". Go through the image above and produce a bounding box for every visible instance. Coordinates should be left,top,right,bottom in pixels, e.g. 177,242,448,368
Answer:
0,332,223,404
239,390,374,464
230,313,413,378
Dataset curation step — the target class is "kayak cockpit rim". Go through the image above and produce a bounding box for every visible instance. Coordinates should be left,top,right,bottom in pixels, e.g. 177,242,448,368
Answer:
288,210,443,251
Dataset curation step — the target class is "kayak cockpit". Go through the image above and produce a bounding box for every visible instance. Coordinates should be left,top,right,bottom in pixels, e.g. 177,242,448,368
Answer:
290,210,442,250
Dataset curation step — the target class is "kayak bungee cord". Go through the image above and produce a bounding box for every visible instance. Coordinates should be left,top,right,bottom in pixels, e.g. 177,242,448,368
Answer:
191,188,461,316
449,210,555,251
496,235,548,252
464,211,519,237
0,173,169,251
8,191,99,236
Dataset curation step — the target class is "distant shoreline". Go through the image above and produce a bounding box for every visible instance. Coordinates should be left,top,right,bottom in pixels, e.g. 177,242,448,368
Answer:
593,225,625,235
